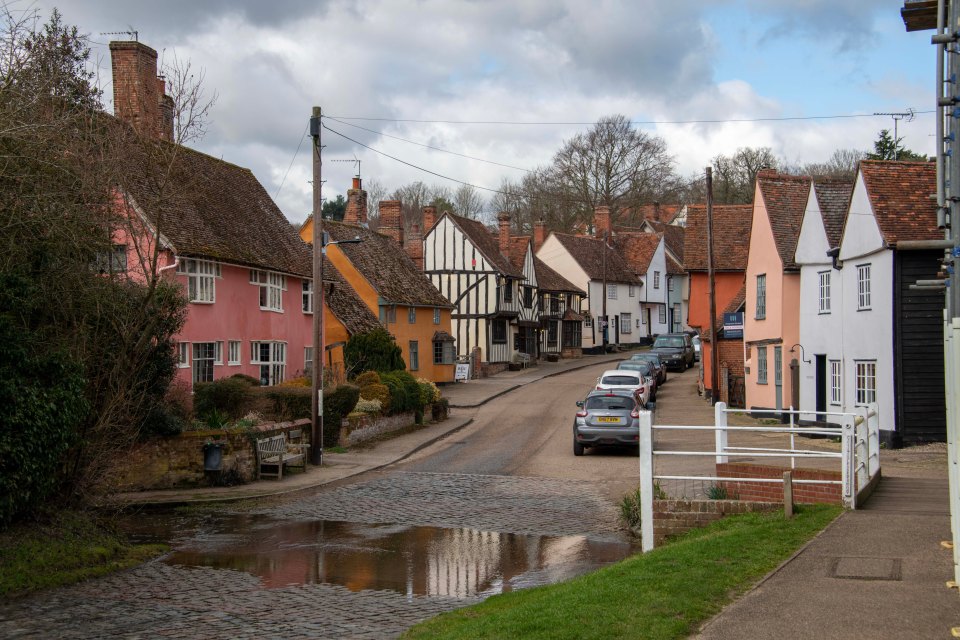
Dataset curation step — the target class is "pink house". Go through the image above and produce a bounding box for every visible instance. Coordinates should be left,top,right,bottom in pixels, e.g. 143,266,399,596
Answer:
109,40,377,390
744,171,812,416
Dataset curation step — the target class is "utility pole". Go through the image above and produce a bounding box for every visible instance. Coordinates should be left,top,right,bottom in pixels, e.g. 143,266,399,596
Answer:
601,230,608,351
310,106,324,466
706,167,720,404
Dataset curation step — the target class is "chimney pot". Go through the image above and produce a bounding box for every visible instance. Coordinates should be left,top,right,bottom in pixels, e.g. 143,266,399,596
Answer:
422,206,437,233
534,218,546,253
497,211,511,254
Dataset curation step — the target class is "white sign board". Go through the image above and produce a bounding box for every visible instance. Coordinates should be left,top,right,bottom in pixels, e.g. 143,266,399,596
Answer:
455,363,470,381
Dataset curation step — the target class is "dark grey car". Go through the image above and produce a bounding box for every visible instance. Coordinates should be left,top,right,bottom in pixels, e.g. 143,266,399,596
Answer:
629,352,667,385
573,390,647,456
650,333,695,370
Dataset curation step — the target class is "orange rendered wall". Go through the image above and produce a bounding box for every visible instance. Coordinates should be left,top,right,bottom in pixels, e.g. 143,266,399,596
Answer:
688,271,745,393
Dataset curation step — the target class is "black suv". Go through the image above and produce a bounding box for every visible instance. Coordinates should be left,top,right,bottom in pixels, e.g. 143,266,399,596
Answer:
650,333,695,371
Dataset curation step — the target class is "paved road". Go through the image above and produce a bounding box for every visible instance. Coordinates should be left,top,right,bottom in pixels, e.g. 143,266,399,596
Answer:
0,362,647,639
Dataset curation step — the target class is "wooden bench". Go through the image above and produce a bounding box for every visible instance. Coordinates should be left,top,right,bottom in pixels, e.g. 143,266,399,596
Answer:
256,431,308,480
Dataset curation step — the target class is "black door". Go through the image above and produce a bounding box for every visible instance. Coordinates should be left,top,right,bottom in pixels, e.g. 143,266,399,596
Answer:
815,355,827,423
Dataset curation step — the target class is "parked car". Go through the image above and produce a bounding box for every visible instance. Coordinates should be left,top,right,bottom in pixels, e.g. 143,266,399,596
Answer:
649,333,695,370
617,360,658,401
629,352,667,386
573,389,650,456
596,369,651,407
692,334,701,361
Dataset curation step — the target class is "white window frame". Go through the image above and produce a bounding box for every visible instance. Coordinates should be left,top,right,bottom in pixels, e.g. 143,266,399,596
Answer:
302,279,313,314
228,340,241,366
433,307,441,324
818,271,831,314
192,342,217,384
408,306,417,324
214,341,223,365
757,346,768,385
304,346,314,374
607,284,617,300
621,313,632,334
658,305,666,325
654,271,660,289
829,359,842,405
177,342,190,368
756,274,766,320
857,264,871,310
177,258,220,303
668,276,674,292
628,285,635,297
251,341,287,386
855,360,877,405
250,269,286,312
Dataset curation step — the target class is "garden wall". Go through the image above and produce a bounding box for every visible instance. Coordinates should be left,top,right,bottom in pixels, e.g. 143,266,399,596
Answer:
716,462,842,505
653,499,780,546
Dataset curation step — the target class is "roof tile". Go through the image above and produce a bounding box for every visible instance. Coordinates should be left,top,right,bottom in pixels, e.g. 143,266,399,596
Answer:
684,204,753,271
859,160,938,245
758,173,812,270
550,232,642,284
813,179,854,248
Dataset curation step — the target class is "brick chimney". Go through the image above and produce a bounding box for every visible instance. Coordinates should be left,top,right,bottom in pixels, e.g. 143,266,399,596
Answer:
343,176,368,226
594,205,611,239
405,223,424,269
379,200,404,246
110,41,172,141
652,202,661,222
497,211,511,254
422,206,437,233
534,218,546,253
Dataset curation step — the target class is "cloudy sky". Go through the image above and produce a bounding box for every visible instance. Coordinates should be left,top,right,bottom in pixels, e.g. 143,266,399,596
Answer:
35,0,933,223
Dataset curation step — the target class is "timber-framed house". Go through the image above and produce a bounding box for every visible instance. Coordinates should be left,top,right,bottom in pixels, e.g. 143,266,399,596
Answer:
423,211,526,365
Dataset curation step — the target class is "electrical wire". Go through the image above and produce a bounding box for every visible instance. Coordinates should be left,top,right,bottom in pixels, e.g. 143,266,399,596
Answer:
324,110,935,126
324,116,532,173
274,121,309,200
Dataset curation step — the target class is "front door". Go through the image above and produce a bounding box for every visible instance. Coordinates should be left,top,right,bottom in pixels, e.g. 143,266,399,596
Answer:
815,355,827,423
774,346,783,413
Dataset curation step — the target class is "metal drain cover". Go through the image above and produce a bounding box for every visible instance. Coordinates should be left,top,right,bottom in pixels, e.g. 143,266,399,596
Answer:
830,557,902,581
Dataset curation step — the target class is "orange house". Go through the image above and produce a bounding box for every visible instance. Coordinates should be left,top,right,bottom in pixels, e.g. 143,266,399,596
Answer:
301,197,456,383
684,204,753,404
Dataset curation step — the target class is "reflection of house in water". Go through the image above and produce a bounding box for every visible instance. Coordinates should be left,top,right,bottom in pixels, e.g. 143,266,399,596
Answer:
166,521,636,598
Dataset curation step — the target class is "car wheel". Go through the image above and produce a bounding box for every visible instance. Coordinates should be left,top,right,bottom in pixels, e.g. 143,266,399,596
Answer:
573,439,585,456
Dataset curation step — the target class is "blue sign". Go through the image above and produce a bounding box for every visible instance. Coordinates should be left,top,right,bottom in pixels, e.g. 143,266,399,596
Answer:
723,312,744,338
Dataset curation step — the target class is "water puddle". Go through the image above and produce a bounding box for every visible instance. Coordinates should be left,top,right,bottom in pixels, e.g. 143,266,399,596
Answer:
124,515,638,598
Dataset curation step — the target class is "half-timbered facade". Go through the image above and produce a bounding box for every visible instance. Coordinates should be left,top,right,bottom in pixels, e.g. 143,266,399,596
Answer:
423,211,526,364
535,258,586,357
504,235,541,358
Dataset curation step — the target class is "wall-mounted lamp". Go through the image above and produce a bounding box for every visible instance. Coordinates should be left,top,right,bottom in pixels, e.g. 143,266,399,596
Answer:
789,343,811,364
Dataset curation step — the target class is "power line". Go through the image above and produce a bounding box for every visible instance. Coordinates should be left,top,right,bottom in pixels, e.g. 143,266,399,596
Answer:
325,116,532,173
274,120,309,200
324,110,935,126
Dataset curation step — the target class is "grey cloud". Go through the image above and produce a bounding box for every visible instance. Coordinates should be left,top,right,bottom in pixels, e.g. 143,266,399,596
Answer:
745,0,882,52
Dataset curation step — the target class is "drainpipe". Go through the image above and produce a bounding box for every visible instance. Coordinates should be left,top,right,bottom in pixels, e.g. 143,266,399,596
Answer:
158,254,178,273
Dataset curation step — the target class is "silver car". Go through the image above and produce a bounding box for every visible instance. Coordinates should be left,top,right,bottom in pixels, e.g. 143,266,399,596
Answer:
573,389,647,456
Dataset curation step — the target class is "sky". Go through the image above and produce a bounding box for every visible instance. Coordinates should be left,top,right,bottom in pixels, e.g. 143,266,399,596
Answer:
31,0,935,224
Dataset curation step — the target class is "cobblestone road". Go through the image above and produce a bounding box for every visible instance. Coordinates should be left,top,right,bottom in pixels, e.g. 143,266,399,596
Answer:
0,472,627,638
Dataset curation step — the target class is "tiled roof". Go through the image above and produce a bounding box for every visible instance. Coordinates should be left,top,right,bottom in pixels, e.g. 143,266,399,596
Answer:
323,256,381,335
550,232,642,284
122,140,312,277
639,220,685,263
534,257,585,294
757,173,812,271
614,232,661,276
813,179,854,248
684,204,753,272
505,236,532,272
622,204,683,227
325,220,453,308
666,253,684,275
702,284,746,342
445,212,523,278
859,160,939,245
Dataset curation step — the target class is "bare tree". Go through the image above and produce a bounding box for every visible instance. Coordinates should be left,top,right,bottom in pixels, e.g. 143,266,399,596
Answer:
453,184,485,219
161,52,217,144
801,148,864,179
710,147,782,204
364,177,388,229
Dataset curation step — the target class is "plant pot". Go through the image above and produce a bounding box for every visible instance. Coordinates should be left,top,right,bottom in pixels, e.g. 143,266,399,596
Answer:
203,443,224,471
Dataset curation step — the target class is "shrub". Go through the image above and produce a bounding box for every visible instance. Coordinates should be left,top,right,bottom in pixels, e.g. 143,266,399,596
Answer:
354,370,381,387
359,383,391,411
416,379,440,406
278,376,310,388
229,373,261,386
344,328,405,375
380,370,423,414
323,384,361,447
262,386,312,421
354,398,382,414
193,377,255,421
140,378,192,438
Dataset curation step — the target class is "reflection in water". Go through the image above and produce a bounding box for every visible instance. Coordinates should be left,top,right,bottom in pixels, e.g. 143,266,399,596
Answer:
127,515,637,599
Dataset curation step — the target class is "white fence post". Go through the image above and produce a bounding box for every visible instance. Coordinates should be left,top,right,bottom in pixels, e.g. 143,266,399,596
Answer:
638,410,655,553
945,318,960,583
841,418,855,509
789,405,796,469
715,401,728,464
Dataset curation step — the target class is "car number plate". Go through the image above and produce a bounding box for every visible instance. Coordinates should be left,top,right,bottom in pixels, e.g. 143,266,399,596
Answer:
597,416,620,423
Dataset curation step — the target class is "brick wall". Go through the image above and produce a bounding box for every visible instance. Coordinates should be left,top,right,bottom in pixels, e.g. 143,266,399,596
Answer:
717,339,744,377
109,41,161,140
716,462,842,505
653,499,780,546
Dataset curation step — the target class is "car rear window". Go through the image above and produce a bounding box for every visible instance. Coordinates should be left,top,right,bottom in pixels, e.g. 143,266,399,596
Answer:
585,396,634,411
653,336,684,348
601,375,640,385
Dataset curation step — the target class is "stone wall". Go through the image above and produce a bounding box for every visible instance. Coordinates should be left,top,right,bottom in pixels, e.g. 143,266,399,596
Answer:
653,499,780,546
341,411,416,447
716,462,842,505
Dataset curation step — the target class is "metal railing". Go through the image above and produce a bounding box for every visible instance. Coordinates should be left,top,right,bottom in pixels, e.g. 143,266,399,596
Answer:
637,401,880,552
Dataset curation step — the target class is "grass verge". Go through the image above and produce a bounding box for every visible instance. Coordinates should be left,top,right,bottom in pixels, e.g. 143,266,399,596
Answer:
404,504,841,640
0,510,167,599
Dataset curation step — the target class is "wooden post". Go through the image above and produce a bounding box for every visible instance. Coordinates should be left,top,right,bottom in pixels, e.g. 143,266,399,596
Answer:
783,471,794,518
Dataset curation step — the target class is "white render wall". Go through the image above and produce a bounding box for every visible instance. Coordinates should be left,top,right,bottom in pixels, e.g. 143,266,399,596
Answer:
797,262,844,422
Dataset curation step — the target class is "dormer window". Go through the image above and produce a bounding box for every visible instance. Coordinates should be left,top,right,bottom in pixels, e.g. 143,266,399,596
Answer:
178,258,220,303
